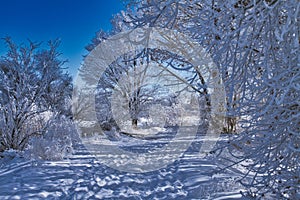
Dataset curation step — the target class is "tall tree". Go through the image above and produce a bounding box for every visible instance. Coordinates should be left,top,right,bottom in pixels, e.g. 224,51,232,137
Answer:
123,0,299,198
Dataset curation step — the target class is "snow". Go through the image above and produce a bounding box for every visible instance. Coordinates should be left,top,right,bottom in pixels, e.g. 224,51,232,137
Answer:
0,133,247,199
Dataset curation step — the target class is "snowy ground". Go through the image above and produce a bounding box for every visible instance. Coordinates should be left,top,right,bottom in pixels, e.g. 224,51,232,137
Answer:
0,130,247,200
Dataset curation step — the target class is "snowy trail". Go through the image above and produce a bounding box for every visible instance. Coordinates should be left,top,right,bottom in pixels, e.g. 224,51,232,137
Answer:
0,134,245,199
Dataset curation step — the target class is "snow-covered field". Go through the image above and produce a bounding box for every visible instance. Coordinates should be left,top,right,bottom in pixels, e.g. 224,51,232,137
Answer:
0,130,247,200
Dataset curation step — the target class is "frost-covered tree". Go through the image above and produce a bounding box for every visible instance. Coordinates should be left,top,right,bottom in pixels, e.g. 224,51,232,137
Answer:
0,38,73,151
222,1,300,198
121,0,299,198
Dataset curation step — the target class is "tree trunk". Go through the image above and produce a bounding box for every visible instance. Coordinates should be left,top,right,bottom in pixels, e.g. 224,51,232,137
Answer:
132,119,138,129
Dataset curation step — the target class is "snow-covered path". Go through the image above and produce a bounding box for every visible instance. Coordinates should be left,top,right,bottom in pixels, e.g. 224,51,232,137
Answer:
0,133,245,199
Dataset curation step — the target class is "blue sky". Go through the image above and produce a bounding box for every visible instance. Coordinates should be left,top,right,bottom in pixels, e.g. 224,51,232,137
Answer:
0,0,125,77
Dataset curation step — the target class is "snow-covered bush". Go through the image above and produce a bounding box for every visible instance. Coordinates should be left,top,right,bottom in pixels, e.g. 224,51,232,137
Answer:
25,116,80,160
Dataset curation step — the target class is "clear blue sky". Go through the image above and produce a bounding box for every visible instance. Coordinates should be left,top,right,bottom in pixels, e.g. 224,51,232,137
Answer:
0,0,125,77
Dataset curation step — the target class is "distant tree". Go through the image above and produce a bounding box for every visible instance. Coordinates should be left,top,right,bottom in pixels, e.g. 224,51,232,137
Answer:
81,13,209,132
83,49,189,131
72,86,94,122
0,38,72,151
99,52,161,129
